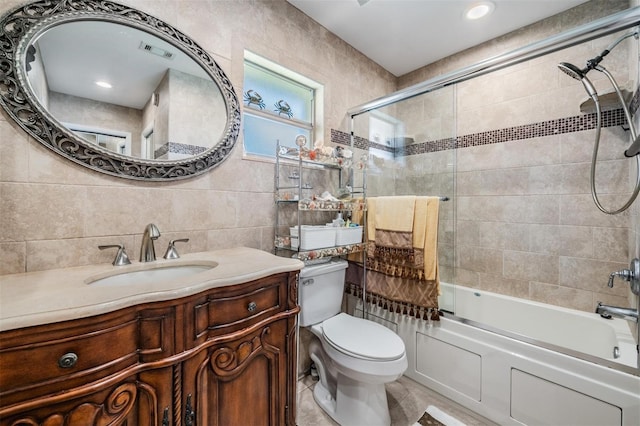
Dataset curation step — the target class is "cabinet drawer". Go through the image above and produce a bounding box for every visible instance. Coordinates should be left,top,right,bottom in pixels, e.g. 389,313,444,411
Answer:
0,311,138,404
191,275,288,341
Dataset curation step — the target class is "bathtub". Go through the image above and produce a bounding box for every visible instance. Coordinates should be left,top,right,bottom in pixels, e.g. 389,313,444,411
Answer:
349,283,640,426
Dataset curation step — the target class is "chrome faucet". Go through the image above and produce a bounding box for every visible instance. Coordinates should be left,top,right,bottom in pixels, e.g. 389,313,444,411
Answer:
98,244,131,266
596,302,638,322
602,258,640,369
140,223,161,262
607,258,640,296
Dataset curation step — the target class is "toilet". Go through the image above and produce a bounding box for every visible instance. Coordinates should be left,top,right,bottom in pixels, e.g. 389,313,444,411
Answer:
299,259,407,426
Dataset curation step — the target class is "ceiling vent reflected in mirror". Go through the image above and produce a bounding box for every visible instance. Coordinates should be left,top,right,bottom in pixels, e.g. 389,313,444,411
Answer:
138,41,175,60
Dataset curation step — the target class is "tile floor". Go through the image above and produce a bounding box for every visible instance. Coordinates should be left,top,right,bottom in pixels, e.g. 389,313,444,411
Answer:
296,374,496,426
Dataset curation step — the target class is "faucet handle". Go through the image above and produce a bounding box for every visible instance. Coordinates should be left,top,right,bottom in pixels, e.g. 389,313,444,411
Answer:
163,239,189,259
608,258,640,295
99,244,132,266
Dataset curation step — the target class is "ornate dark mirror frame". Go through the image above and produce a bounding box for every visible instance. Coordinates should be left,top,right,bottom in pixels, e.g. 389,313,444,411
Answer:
0,0,241,181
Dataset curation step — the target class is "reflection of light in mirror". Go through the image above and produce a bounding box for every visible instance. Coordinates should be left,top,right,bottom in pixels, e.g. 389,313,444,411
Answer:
95,81,112,88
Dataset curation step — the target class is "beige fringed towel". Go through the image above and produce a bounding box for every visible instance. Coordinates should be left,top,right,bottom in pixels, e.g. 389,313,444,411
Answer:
351,195,441,320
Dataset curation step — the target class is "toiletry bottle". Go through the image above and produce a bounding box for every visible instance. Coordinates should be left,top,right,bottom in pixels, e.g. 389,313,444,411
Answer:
334,212,345,227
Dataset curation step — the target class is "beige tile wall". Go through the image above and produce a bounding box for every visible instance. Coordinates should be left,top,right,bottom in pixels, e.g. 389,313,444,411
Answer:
394,0,636,313
0,0,396,275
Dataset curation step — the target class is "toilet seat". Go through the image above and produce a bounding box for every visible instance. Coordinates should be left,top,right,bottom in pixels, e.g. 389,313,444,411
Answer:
321,313,405,361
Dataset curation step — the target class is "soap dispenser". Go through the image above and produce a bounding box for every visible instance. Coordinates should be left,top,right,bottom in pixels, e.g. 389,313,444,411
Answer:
333,212,345,227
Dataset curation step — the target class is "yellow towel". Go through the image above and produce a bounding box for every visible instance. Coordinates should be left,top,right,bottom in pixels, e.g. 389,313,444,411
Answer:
367,197,377,241
422,196,440,280
366,195,439,280
412,197,429,249
373,196,416,232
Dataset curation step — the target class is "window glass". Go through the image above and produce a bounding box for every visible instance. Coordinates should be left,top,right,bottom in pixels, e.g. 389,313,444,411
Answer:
244,62,313,122
242,57,318,158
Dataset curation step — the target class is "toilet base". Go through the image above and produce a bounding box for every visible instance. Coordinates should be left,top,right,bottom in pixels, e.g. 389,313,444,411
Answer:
313,373,391,426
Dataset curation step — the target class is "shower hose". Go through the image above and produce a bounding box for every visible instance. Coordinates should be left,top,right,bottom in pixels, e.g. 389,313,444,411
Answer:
589,65,640,215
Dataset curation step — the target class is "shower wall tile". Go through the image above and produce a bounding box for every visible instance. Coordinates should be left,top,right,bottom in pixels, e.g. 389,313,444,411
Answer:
454,268,480,288
529,224,593,258
528,281,593,312
439,219,455,245
458,195,559,224
456,220,480,247
456,136,561,172
592,227,629,261
501,195,560,224
560,194,631,228
478,222,529,251
503,251,559,284
457,245,503,274
438,243,454,269
477,273,530,299
558,256,628,296
529,160,630,196
457,168,529,196
528,163,589,195
560,127,629,163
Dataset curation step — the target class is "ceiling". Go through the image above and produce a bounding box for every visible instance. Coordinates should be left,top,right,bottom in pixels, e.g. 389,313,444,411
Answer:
35,21,209,109
286,0,590,76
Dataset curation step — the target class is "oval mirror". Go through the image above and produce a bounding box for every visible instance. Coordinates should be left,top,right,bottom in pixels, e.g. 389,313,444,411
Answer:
0,0,241,180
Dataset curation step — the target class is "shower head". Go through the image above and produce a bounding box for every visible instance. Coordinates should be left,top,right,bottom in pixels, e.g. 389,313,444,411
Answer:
558,62,598,101
558,62,585,80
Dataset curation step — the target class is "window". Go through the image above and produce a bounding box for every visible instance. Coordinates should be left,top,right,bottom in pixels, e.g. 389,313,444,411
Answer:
242,51,323,158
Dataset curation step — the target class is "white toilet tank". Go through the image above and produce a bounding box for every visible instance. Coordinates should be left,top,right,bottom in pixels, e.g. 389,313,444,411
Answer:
298,259,348,327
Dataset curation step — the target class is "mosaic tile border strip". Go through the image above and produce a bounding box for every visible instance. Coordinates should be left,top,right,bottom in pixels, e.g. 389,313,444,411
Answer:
330,128,394,153
154,141,209,159
331,108,628,156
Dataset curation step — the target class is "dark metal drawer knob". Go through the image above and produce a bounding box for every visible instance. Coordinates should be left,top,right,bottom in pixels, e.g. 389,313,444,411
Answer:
247,301,258,312
58,352,78,368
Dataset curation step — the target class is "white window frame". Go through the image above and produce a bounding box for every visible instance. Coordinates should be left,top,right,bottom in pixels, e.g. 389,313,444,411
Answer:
242,50,324,161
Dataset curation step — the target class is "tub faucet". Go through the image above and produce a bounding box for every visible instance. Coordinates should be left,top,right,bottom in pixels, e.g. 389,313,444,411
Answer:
140,223,161,262
596,302,638,322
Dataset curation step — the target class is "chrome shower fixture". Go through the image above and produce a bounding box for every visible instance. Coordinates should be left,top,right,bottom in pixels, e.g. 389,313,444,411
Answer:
557,28,640,214
588,29,639,70
625,135,640,157
557,62,598,101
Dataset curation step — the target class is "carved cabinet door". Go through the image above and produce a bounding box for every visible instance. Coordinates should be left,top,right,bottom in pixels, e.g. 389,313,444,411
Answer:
0,376,156,426
181,318,291,426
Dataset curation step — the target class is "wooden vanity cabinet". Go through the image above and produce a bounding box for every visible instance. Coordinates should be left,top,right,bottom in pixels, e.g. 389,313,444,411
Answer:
0,271,299,426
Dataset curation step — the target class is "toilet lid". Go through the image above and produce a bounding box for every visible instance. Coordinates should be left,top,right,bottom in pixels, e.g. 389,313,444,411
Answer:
321,313,405,361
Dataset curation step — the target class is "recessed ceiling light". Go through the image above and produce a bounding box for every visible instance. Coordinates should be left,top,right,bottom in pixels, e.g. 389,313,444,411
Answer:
95,81,112,89
465,1,495,20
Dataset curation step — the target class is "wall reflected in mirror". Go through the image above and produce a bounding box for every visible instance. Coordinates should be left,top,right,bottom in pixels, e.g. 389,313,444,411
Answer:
25,20,227,161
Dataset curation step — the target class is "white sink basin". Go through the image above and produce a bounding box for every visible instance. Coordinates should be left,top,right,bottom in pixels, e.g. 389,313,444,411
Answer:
87,262,217,286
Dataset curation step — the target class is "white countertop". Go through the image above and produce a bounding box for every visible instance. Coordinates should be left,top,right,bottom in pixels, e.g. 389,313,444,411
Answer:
0,247,304,332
